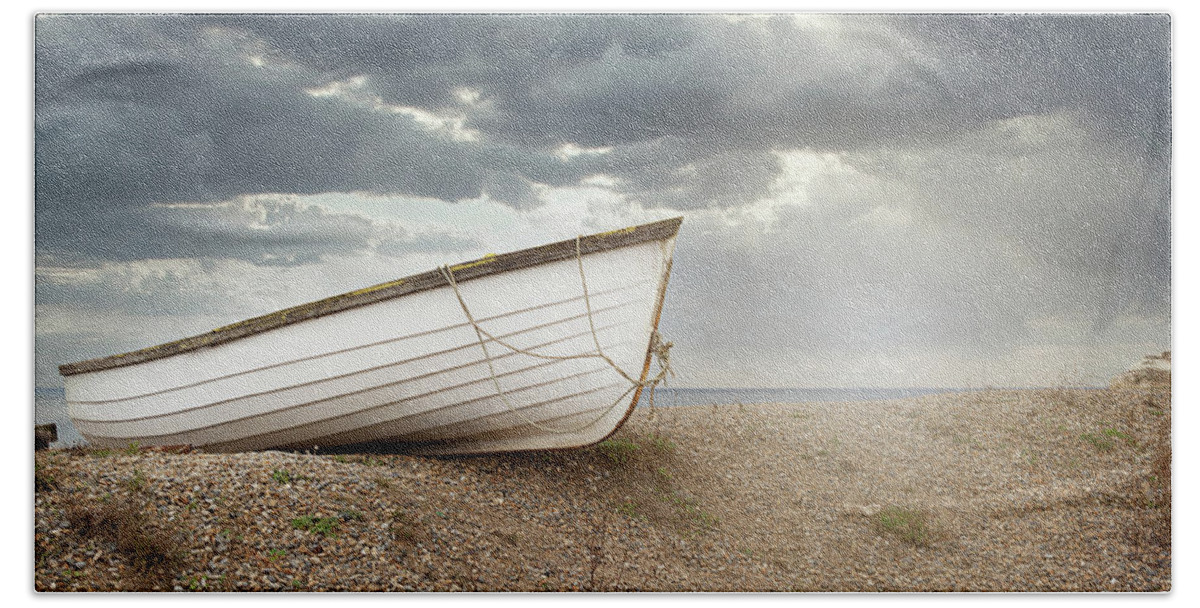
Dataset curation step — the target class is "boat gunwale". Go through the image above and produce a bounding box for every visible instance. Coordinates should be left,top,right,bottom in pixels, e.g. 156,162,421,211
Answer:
59,217,683,376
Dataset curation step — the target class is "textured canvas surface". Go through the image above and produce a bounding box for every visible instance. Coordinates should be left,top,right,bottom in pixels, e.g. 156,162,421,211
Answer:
32,13,1171,593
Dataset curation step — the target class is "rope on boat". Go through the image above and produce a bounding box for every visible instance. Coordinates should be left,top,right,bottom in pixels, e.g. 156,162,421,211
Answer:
439,235,674,435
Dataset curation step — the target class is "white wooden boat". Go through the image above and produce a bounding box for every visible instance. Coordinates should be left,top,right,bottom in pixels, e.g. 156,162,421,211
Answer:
59,217,681,455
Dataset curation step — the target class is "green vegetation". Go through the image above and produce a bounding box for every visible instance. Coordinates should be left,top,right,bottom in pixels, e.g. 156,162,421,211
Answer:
648,433,676,453
662,491,719,531
876,505,933,546
592,431,720,537
125,469,147,491
1081,432,1113,452
617,500,641,520
269,469,313,484
1104,427,1133,441
597,438,640,464
291,515,339,537
1081,427,1134,452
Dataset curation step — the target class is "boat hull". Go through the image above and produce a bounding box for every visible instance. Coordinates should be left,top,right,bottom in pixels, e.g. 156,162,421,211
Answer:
62,223,678,455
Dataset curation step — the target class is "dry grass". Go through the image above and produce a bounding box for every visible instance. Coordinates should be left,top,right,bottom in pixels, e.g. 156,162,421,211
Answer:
589,431,719,537
1036,377,1171,560
1123,390,1171,554
1111,351,1171,390
58,493,186,590
1111,368,1171,389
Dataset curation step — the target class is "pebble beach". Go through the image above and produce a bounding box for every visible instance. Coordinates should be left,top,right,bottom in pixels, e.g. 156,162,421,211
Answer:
33,386,1171,592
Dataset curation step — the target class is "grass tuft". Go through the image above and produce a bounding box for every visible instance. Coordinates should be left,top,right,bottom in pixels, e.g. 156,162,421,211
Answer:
617,500,641,520
124,469,147,492
876,505,934,546
1081,432,1115,452
597,438,640,465
291,515,339,537
648,433,677,453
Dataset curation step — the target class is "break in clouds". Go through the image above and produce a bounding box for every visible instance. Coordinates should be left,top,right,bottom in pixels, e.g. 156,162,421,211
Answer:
34,13,1171,388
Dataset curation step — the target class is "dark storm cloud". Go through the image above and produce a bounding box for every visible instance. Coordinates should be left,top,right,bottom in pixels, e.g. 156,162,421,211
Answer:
37,193,381,266
34,14,572,263
894,14,1173,328
269,14,1166,153
36,13,1170,263
893,14,1171,146
33,13,1172,390
34,15,510,204
220,14,968,205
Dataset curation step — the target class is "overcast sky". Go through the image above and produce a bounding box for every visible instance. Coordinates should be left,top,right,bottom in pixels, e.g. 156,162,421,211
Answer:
33,13,1171,389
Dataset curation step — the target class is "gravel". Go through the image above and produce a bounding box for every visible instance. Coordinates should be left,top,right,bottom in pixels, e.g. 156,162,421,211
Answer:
34,387,1170,592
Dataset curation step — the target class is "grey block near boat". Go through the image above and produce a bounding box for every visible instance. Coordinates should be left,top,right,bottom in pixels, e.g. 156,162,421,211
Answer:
60,218,682,455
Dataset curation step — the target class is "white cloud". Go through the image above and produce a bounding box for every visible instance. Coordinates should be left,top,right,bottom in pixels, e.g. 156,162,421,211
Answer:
581,174,620,188
453,86,482,106
554,142,614,162
386,105,479,142
304,74,369,98
306,75,481,142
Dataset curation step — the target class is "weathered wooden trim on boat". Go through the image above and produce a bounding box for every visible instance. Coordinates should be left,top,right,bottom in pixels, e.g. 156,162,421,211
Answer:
596,252,675,447
59,217,683,377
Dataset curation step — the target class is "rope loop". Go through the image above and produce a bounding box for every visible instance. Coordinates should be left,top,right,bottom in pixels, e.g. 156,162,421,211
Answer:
439,235,673,434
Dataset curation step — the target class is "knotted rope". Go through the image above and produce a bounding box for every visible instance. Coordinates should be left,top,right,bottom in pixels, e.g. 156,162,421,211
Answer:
439,236,674,434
